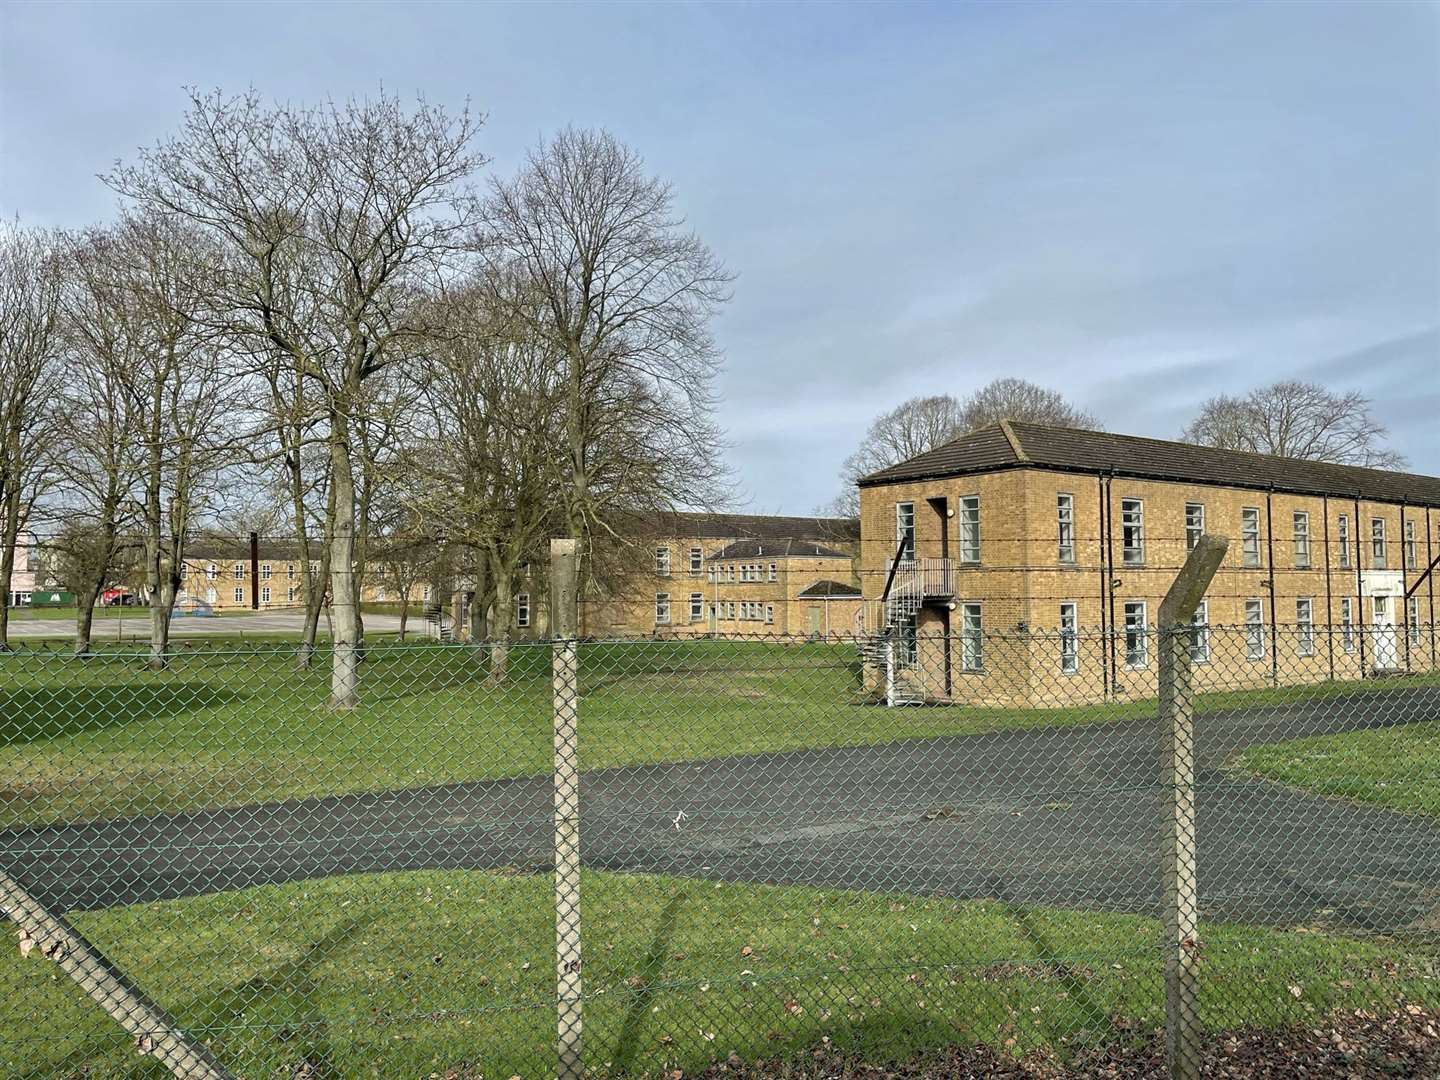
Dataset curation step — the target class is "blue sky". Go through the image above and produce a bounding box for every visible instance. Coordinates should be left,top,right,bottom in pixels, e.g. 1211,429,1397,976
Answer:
3,1,1436,513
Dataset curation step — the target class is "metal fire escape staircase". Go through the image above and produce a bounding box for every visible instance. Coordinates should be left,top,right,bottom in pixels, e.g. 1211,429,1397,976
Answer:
859,540,929,706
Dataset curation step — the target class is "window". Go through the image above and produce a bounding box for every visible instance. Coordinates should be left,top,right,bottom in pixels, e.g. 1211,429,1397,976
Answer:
261,563,273,581
1190,600,1210,663
233,586,244,604
655,593,670,624
376,587,387,602
1059,602,1078,674
261,585,271,605
765,604,774,624
1057,494,1075,563
961,603,983,671
1245,599,1265,661
895,502,915,562
234,561,246,579
1371,518,1386,568
655,547,671,576
768,562,777,582
1337,514,1351,568
206,563,217,581
1292,512,1310,568
728,564,736,582
689,593,704,622
1240,508,1261,568
959,496,981,563
1296,598,1314,657
1341,597,1355,653
287,563,296,579
206,587,217,604
1123,601,1148,668
1121,499,1144,565
1408,595,1421,646
309,560,321,578
689,547,703,575
1405,521,1418,570
516,593,530,628
727,601,736,620
287,586,296,603
1185,502,1205,553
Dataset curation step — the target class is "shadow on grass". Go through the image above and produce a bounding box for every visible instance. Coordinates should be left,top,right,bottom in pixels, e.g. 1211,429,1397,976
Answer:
0,685,242,747
610,888,688,1074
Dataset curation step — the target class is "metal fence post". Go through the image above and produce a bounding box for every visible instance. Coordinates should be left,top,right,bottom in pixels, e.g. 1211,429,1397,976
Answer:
550,538,583,1080
1158,533,1228,1080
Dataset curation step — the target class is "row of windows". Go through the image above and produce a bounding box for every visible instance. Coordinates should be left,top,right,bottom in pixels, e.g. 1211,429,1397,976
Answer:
654,593,773,624
950,594,1424,676
656,547,781,582
193,561,321,581
899,497,1432,571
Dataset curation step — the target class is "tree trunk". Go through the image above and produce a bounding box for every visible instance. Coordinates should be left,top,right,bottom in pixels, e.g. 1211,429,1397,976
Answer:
74,584,102,658
469,553,489,648
328,421,360,709
489,561,512,685
0,487,20,653
398,594,409,642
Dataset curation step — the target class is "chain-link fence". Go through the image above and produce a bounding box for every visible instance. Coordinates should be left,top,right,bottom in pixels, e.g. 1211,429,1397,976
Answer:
2,614,1437,1077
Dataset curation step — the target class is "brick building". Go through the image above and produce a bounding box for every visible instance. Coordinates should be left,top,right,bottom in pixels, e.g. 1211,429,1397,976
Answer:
858,421,1440,707
579,513,860,637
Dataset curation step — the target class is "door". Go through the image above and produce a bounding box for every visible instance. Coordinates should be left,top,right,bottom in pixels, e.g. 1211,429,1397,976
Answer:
1372,594,1399,670
808,605,822,636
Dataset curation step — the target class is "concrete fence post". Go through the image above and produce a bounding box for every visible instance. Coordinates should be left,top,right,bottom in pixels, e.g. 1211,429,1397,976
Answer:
550,538,583,1080
1157,533,1228,1080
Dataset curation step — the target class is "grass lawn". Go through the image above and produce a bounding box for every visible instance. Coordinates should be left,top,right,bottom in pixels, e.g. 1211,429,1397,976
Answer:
2,638,1437,827
1236,721,1440,818
3,867,1434,1079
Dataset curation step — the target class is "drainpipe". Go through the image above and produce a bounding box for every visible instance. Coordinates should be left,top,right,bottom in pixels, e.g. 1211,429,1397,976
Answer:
1322,495,1334,682
1104,472,1119,696
1402,501,1411,672
1265,490,1278,687
1354,494,1366,675
1097,473,1110,700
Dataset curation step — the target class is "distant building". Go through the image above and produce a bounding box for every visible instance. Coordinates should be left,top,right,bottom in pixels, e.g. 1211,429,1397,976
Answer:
6,530,40,607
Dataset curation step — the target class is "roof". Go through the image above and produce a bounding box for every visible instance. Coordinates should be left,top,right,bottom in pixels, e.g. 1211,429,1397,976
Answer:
654,512,859,542
859,421,1440,507
797,579,863,598
185,538,306,561
709,538,852,561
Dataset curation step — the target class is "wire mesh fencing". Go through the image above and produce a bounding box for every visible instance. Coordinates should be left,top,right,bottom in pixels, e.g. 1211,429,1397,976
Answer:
0,620,1437,1078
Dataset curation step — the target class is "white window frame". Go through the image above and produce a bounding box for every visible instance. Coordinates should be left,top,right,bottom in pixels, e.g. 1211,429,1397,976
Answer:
287,586,296,604
1059,601,1078,674
1245,599,1265,661
206,563,217,581
1057,494,1075,564
654,592,671,625
655,547,671,576
1341,597,1355,653
1337,514,1351,568
1190,599,1210,664
689,593,704,622
764,603,774,625
261,563,272,581
1296,598,1315,657
895,502,915,562
1240,508,1261,568
768,562,777,582
958,495,981,564
287,563,296,579
1371,518,1387,568
1405,520,1417,570
1185,502,1205,553
1292,511,1310,569
689,547,703,575
1123,600,1148,669
1120,498,1144,566
960,602,983,672
516,593,530,628
261,585,271,605
233,561,246,579
1408,595,1421,646
233,585,244,604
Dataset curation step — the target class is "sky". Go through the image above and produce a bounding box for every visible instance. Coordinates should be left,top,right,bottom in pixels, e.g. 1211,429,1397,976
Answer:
2,0,1437,514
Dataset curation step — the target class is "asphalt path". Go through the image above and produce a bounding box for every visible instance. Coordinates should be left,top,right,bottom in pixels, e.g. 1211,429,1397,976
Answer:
5,685,1438,931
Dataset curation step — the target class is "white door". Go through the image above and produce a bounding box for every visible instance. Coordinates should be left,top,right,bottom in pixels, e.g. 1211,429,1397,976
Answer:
1372,595,1399,671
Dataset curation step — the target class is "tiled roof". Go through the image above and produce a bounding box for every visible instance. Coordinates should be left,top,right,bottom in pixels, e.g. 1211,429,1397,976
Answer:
709,538,852,561
859,422,1440,507
797,579,863,598
655,512,860,542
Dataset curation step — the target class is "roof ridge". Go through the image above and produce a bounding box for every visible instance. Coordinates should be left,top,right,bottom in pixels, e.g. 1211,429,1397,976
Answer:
998,419,1029,462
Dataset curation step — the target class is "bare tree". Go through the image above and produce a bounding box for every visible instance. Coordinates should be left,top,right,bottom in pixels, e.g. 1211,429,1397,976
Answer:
1181,380,1406,468
0,223,64,651
825,379,1097,514
482,128,732,579
109,88,485,707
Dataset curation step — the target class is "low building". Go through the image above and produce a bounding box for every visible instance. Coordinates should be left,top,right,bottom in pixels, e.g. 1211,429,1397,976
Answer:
579,513,860,637
796,579,864,637
5,530,40,607
858,421,1440,707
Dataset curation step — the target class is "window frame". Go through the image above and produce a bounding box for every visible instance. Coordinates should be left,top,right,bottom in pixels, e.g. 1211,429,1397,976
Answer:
1056,494,1075,564
233,585,244,604
1340,597,1355,653
689,547,703,575
1292,511,1310,569
1408,595,1421,646
1244,598,1265,661
260,585,271,605
960,602,983,672
654,592,671,625
895,501,915,562
1371,517,1387,568
516,593,531,628
1337,514,1351,568
655,547,671,577
1405,520,1417,570
1296,597,1315,657
1190,599,1210,664
1120,498,1144,566
1240,507,1261,568
1123,600,1148,669
958,495,981,564
233,561,246,579
768,562,778,582
1184,502,1205,553
1059,601,1078,674
689,592,704,622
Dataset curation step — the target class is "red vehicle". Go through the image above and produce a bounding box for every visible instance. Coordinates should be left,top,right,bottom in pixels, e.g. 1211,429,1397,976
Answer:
101,588,138,607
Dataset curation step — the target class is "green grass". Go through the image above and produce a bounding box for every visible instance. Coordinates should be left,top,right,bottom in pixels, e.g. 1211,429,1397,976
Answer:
2,638,1437,828
1236,722,1440,818
3,868,1433,1079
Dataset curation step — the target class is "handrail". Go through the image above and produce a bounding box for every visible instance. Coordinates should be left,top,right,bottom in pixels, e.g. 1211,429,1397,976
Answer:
879,535,910,603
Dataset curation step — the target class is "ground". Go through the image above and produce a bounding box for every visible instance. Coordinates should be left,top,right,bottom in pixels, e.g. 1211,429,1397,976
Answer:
5,607,411,640
0,638,1436,1077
